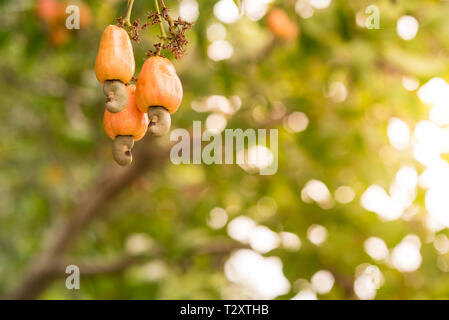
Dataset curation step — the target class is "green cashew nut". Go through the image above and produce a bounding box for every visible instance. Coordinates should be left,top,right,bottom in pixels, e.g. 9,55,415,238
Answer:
148,106,171,137
103,80,127,113
112,135,134,166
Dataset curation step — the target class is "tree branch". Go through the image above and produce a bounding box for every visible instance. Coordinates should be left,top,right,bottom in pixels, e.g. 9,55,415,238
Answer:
6,135,170,300
57,254,153,276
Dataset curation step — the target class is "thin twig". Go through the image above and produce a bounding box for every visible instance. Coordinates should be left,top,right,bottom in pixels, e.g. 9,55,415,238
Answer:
154,0,167,40
124,0,135,27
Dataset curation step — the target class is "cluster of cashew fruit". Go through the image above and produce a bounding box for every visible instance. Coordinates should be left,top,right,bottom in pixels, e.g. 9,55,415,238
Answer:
94,25,183,166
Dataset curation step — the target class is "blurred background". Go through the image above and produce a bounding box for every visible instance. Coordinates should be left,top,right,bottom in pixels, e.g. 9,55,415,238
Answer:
1,0,449,300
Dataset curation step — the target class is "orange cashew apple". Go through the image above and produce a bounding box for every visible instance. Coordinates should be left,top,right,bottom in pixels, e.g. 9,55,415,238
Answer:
103,85,149,166
135,56,183,136
95,25,135,113
95,25,135,84
103,85,148,140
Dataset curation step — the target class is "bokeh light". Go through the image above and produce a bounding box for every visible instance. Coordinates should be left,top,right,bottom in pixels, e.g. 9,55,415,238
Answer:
397,15,419,40
284,112,309,133
364,237,389,261
307,224,328,246
207,207,228,229
242,0,273,21
354,264,384,300
391,235,422,273
224,249,291,299
179,0,199,22
214,0,240,24
334,186,355,204
227,216,257,243
309,0,331,10
279,232,302,251
207,23,227,42
295,0,314,19
249,225,280,253
311,270,334,295
208,39,234,61
387,118,410,150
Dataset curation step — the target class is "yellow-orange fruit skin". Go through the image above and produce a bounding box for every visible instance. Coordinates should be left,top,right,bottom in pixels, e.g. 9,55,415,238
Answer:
95,25,135,84
103,85,149,141
136,56,183,114
267,8,299,40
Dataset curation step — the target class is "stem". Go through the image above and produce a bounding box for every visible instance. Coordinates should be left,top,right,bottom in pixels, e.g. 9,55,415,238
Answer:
154,0,167,39
159,0,175,29
124,0,135,27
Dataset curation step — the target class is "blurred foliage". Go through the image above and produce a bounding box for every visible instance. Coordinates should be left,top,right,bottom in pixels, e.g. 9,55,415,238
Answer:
1,0,449,300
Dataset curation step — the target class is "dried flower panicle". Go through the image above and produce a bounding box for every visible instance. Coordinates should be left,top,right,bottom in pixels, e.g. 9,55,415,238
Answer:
147,11,162,25
146,43,162,58
145,2,194,59
116,17,150,43
116,1,193,58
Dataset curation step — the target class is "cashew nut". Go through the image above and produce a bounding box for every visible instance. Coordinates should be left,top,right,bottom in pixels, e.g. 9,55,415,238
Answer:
112,135,134,166
148,106,171,137
103,80,128,113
